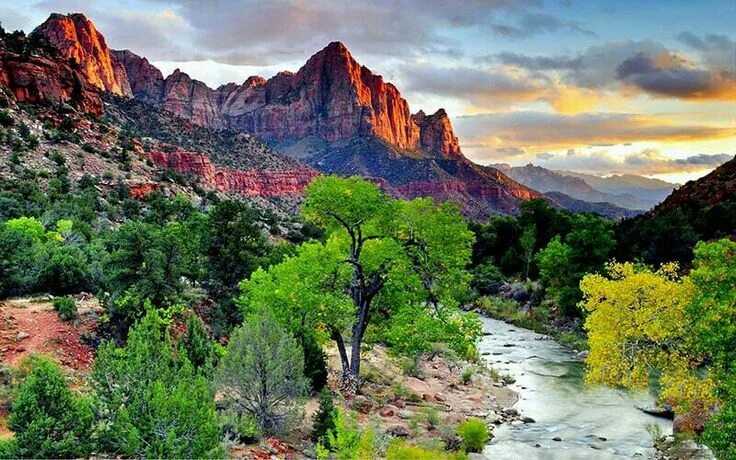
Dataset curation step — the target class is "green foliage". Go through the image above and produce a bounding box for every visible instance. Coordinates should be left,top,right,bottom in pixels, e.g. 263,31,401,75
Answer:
470,261,505,295
538,214,615,316
52,296,77,321
461,366,475,385
241,177,477,384
7,355,92,458
320,409,377,459
456,418,489,453
178,313,214,373
215,310,307,436
297,329,328,392
385,440,466,460
311,389,338,446
92,310,222,458
39,245,89,294
204,200,269,296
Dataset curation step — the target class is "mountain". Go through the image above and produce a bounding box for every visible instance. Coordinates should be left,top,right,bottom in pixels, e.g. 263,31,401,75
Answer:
561,171,676,209
543,192,641,219
495,163,668,211
25,13,544,219
616,155,736,265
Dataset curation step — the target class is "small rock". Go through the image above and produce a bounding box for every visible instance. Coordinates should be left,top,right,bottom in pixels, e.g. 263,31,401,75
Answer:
435,393,445,402
511,420,524,426
379,406,397,417
502,343,515,347
386,425,410,438
522,416,535,423
597,436,607,441
16,331,29,340
422,393,436,403
394,399,406,408
398,410,413,419
552,437,562,442
577,350,589,359
534,444,541,448
502,408,519,416
590,444,602,450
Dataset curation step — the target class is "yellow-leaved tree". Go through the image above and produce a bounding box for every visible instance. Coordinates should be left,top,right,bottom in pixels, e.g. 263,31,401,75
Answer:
579,261,716,409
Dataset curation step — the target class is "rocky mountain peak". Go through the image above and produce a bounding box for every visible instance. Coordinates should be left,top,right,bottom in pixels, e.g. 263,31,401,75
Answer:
32,13,131,96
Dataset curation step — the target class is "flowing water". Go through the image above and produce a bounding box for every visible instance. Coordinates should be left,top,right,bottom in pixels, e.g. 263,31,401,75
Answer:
478,317,671,459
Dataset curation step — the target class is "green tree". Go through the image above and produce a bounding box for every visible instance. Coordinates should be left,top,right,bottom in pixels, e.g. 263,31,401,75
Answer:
240,177,478,392
520,225,536,279
311,389,338,446
178,313,215,373
215,310,307,435
38,245,90,294
0,225,35,297
7,356,92,458
538,214,615,316
92,310,222,458
205,200,269,296
687,239,736,456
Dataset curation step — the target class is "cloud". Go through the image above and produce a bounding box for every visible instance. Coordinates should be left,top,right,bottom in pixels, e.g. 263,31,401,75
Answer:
133,0,540,65
454,111,736,155
488,52,581,70
538,150,733,175
401,63,605,113
676,32,735,68
486,39,736,104
616,52,736,100
536,152,554,161
489,12,595,38
401,64,552,108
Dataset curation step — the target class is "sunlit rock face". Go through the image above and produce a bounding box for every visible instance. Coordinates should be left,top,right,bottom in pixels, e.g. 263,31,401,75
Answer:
33,13,131,96
149,150,318,196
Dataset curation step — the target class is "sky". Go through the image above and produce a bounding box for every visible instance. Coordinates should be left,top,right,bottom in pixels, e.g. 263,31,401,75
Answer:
2,0,734,183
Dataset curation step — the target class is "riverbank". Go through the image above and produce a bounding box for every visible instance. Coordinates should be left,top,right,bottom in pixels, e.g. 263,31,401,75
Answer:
471,295,588,352
231,342,524,458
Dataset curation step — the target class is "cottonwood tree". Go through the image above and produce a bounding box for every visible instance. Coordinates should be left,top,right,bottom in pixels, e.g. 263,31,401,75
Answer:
239,176,478,394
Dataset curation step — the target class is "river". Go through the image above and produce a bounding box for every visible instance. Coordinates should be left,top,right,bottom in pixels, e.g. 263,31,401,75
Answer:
478,317,672,459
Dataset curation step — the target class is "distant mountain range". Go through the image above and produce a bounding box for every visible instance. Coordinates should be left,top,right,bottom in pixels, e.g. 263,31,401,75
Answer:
494,163,677,211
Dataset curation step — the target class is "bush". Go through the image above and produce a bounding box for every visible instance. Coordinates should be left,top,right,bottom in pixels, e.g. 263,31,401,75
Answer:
461,366,475,385
385,440,464,460
0,109,13,127
311,389,337,446
92,311,222,458
421,407,440,431
179,313,214,372
39,245,89,295
53,296,77,321
7,355,92,458
319,409,376,459
215,310,307,435
456,418,489,453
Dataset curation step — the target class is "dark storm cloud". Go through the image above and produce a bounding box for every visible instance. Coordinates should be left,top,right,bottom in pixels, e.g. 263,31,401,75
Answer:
617,52,735,99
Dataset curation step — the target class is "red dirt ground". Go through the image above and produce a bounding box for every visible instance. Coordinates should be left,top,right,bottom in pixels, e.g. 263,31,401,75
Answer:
0,298,99,371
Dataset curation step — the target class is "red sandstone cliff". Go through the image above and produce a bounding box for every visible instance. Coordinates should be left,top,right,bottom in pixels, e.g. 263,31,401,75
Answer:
32,13,130,96
0,33,103,115
149,150,317,196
